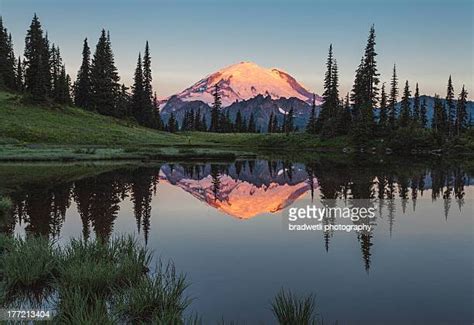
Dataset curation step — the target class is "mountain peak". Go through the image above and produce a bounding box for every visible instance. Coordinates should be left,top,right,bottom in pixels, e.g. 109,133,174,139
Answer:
174,61,322,107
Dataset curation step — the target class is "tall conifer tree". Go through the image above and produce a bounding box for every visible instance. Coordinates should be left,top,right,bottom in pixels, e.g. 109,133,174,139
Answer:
210,84,221,132
399,80,411,127
74,38,92,109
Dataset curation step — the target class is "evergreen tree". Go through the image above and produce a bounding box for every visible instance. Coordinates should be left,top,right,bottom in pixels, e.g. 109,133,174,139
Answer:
0,17,16,90
455,85,469,135
362,25,379,108
247,112,256,133
379,83,388,130
350,26,379,140
74,38,92,109
399,80,411,127
15,56,24,91
412,83,420,125
388,64,398,129
306,93,317,134
445,75,455,136
432,94,447,133
317,44,334,131
24,14,51,101
268,112,274,133
210,84,221,132
167,112,177,132
90,30,120,116
235,110,244,132
201,113,207,131
284,107,294,134
131,53,147,124
142,41,153,106
420,98,428,129
116,84,130,118
193,108,201,131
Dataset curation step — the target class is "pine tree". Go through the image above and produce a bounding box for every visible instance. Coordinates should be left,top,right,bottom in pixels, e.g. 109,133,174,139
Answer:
167,112,177,132
90,29,120,116
268,112,274,133
306,93,317,134
210,84,221,132
362,25,379,108
0,17,16,90
379,83,388,130
131,53,147,124
399,80,411,128
193,107,201,131
284,107,294,134
248,113,256,133
455,85,468,135
388,64,398,129
350,25,379,140
432,94,447,133
74,38,92,109
24,14,51,101
235,110,244,132
412,83,420,125
420,98,428,129
317,45,334,132
445,75,455,136
15,56,24,91
142,41,153,106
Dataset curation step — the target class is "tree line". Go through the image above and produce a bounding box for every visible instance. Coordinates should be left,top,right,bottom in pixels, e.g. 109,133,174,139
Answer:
0,15,470,138
305,25,470,143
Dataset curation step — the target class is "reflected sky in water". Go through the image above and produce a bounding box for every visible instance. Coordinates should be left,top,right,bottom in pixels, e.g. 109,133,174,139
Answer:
2,159,473,323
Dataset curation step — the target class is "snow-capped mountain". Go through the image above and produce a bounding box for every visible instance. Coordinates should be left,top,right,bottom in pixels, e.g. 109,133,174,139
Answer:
173,61,322,107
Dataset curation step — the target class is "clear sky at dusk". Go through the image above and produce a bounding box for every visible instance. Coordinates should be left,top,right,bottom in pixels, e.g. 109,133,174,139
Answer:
1,0,472,98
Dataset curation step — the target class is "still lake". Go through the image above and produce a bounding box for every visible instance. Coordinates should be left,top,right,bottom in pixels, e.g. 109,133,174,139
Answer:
1,158,473,324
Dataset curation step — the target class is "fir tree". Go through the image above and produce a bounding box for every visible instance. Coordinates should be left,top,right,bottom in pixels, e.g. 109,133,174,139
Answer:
193,107,201,131
350,26,379,140
379,83,388,130
420,98,428,129
74,38,92,109
399,80,411,128
90,29,120,116
455,85,469,135
15,56,24,91
362,25,379,107
388,64,398,129
306,93,317,134
235,110,244,132
432,94,447,133
412,83,420,125
0,17,16,90
317,45,336,132
167,112,177,132
210,84,221,132
445,75,455,136
284,107,294,134
247,113,256,133
268,112,274,133
24,14,51,101
131,53,147,124
142,41,153,106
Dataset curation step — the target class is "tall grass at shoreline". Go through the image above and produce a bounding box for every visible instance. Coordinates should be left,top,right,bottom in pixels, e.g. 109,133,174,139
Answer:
0,234,328,324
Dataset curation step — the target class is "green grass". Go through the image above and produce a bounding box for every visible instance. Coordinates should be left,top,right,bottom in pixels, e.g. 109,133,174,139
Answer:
0,91,189,146
271,289,320,325
0,235,190,323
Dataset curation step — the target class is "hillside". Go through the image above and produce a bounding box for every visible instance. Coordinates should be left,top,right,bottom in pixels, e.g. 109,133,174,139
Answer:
0,91,186,146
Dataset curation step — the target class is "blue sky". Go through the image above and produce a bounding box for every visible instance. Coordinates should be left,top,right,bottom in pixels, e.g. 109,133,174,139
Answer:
1,0,472,98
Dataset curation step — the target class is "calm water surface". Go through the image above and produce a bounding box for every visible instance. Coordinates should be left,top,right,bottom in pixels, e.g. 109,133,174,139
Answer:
2,159,473,324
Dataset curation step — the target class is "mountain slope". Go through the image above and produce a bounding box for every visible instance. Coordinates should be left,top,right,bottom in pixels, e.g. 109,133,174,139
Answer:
173,61,322,107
